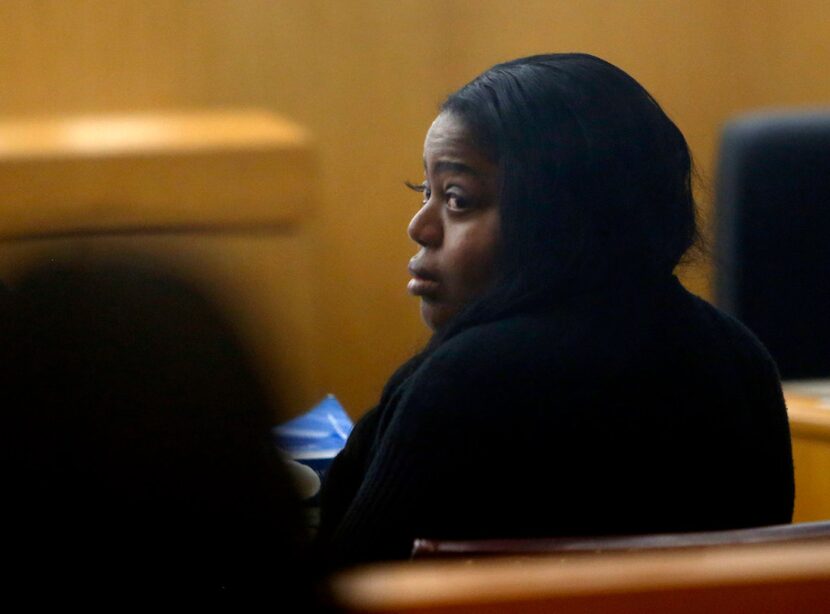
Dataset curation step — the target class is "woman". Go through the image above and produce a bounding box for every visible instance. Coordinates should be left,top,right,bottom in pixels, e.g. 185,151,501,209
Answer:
318,54,794,567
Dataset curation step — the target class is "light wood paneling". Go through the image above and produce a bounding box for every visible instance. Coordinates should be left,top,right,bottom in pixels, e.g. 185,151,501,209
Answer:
793,438,830,523
0,1,828,414
0,111,311,237
787,393,830,522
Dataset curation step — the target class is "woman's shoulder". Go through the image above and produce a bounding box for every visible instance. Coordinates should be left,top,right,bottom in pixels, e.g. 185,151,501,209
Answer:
425,278,782,385
670,281,780,369
387,319,558,441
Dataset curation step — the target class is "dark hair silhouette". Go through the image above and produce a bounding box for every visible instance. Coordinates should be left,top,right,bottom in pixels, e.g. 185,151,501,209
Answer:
432,53,700,345
4,258,319,600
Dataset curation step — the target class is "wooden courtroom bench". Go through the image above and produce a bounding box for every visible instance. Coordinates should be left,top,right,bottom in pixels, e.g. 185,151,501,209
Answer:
411,519,830,559
0,110,322,416
333,539,830,613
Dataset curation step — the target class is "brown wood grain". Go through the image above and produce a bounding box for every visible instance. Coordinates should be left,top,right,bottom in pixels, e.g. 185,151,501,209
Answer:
0,111,311,238
333,540,830,613
785,392,830,522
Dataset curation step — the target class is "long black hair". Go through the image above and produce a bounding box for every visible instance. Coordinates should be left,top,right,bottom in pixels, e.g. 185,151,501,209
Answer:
427,53,700,348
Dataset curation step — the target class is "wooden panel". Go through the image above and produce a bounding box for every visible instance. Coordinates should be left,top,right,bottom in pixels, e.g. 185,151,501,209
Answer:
786,392,830,522
787,393,830,443
793,438,830,523
333,541,830,613
727,0,830,107
0,111,311,237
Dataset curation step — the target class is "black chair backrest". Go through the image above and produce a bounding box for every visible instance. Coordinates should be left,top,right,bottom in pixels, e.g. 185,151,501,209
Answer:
714,111,830,379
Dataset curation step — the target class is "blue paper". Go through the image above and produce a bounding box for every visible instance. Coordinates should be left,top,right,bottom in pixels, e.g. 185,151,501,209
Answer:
273,394,353,460
273,396,353,506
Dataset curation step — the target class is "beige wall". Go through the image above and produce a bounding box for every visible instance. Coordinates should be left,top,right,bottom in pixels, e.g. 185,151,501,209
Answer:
1,1,828,416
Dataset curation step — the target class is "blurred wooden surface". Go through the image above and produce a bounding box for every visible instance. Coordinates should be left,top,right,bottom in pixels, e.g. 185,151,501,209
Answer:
0,111,311,238
786,390,830,523
1,1,827,414
0,110,323,416
333,540,830,613
411,520,830,559
787,391,830,442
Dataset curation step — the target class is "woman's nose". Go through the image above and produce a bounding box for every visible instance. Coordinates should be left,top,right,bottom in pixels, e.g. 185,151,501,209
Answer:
408,204,442,247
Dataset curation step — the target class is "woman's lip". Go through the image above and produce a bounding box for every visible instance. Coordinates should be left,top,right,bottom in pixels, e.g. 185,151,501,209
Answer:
408,260,440,296
408,261,437,280
408,276,440,297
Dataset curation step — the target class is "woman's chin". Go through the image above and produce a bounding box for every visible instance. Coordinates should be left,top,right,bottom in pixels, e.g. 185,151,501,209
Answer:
420,299,456,332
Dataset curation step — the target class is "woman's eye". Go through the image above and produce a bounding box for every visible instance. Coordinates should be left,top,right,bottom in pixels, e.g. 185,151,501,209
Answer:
447,194,469,211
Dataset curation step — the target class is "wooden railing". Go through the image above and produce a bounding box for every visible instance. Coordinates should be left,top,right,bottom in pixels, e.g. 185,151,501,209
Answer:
0,110,322,415
334,540,830,613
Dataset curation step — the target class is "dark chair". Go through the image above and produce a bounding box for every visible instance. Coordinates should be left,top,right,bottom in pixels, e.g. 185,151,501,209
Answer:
411,520,830,559
714,110,830,379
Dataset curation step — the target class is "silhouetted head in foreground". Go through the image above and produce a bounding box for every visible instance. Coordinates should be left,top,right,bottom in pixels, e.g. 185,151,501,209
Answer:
4,258,318,601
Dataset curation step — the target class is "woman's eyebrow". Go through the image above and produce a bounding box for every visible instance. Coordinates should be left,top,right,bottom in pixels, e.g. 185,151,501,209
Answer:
424,159,481,177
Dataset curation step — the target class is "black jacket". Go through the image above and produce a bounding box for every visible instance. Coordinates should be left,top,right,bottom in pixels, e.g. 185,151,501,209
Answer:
319,276,794,566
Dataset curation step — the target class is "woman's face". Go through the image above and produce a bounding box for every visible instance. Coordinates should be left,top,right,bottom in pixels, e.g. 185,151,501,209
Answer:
407,112,501,331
